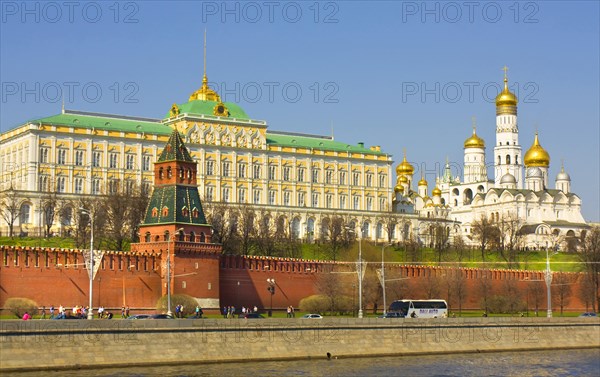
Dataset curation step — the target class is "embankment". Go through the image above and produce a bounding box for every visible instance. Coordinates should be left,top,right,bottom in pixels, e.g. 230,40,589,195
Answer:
1,317,599,372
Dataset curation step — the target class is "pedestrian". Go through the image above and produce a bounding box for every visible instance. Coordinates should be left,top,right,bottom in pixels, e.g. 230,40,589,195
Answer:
22,312,31,320
49,305,55,319
291,306,295,318
287,306,291,318
121,306,126,318
40,306,46,319
125,306,130,318
223,306,227,318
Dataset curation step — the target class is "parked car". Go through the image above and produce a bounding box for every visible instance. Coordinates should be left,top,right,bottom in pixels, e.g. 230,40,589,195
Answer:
579,312,597,317
186,314,204,319
150,314,174,319
240,313,265,319
127,314,152,320
53,314,84,320
301,314,323,319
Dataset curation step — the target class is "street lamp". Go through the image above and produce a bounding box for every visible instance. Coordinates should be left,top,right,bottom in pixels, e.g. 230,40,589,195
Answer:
267,278,276,317
79,208,94,320
381,244,390,316
167,227,185,317
544,248,555,318
346,226,363,319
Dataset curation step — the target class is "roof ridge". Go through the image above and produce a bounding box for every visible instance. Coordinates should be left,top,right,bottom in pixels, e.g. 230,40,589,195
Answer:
64,109,161,123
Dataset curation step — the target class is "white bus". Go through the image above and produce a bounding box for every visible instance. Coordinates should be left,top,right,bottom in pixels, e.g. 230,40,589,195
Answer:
388,299,448,318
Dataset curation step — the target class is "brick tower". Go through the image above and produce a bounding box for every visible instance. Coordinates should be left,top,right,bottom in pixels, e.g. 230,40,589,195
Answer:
131,128,222,309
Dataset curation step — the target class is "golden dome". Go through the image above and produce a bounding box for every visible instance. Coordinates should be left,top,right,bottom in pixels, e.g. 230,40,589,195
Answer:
189,74,222,102
495,69,518,115
432,186,442,196
464,127,485,148
418,176,428,186
399,175,409,184
396,152,415,175
394,183,404,193
524,132,550,167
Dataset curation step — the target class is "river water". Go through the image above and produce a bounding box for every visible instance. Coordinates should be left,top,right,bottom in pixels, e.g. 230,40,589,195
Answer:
12,349,600,376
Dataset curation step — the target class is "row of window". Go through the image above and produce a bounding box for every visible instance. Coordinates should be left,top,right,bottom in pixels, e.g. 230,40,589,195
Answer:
40,148,152,171
205,161,387,186
38,176,150,195
204,187,387,210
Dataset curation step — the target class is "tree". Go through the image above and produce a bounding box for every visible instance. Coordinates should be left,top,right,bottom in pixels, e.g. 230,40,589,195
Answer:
577,226,600,312
100,190,131,251
205,201,238,254
0,188,21,238
478,270,494,313
553,273,574,316
320,215,351,262
529,280,545,316
315,266,346,313
40,190,60,238
236,205,257,256
471,215,500,262
497,212,524,268
254,208,277,256
578,273,598,312
126,186,150,243
376,206,398,244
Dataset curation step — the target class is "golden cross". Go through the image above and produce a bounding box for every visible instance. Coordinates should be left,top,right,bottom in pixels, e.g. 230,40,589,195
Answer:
471,116,477,132
502,65,509,80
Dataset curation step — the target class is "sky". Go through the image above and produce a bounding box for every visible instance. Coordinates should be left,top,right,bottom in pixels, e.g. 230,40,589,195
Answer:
1,1,598,221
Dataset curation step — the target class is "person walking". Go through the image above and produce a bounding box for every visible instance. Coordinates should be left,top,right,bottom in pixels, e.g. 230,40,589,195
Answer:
40,306,46,319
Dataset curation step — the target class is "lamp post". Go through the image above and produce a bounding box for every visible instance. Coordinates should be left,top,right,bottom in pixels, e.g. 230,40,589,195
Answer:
267,278,275,317
346,226,363,319
381,244,389,316
167,227,185,317
80,208,94,320
544,248,553,318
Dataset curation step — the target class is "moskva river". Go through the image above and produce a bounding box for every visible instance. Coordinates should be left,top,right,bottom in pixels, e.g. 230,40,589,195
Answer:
12,349,600,376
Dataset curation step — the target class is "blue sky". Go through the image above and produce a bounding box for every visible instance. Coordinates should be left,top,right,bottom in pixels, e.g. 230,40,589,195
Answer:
1,1,598,221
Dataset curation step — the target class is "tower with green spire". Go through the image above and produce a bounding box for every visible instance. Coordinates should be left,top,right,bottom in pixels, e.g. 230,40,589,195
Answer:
131,128,222,308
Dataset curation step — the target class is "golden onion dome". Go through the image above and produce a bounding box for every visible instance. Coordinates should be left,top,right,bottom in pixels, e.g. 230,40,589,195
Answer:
524,132,550,167
396,152,415,175
464,127,485,149
399,175,409,184
432,186,442,196
394,183,404,193
418,176,428,186
495,71,518,115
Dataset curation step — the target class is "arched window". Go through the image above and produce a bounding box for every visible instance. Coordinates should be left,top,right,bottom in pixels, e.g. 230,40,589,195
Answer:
497,156,501,165
189,231,195,242
167,166,172,178
506,155,511,165
164,231,170,241
463,188,473,205
200,232,206,242
515,155,519,165
145,232,151,242
159,167,164,179
178,230,185,241
152,207,158,217
162,206,169,217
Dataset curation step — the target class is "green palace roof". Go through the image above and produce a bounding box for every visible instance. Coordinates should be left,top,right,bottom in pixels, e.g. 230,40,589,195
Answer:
169,100,249,120
266,131,387,155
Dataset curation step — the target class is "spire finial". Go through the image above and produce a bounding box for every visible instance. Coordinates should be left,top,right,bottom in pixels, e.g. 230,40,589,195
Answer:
502,65,509,82
471,116,477,134
202,29,208,86
61,94,65,114
561,158,565,172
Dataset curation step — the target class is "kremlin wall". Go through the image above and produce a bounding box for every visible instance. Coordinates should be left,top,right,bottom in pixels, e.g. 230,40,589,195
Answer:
0,244,591,314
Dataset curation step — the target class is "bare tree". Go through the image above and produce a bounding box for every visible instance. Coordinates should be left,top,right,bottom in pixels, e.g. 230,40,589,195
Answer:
40,190,60,238
127,186,150,243
578,273,597,313
0,188,21,238
254,208,277,257
423,272,441,299
478,270,494,313
236,205,256,255
497,212,524,268
529,280,545,316
205,201,238,254
471,215,501,262
100,190,130,251
320,215,351,262
315,266,345,313
577,226,600,311
553,272,574,316
376,206,398,244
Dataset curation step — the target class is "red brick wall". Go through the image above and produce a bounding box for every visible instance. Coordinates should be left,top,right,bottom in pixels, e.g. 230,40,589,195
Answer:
0,245,592,313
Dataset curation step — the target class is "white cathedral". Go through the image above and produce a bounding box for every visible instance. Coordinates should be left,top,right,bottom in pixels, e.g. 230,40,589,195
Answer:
393,72,588,250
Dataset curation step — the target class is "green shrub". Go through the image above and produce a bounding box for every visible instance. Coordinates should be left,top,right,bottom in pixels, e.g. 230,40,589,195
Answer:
156,294,199,316
4,297,39,318
484,295,525,314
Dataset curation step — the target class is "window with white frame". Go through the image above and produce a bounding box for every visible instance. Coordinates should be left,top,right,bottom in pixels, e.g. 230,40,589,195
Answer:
74,178,83,194
269,165,276,180
92,152,101,167
339,195,346,209
325,170,333,184
297,192,305,207
312,193,319,207
366,173,373,187
38,176,48,191
143,156,151,171
238,188,246,203
238,163,246,178
379,174,386,188
326,194,333,208
126,154,135,170
222,187,230,202
379,197,387,211
269,190,276,205
205,186,214,201
353,195,360,210
109,153,118,168
19,204,30,224
75,150,84,166
222,162,230,177
56,176,66,193
206,161,214,175
57,149,67,165
297,167,305,182
283,191,291,206
142,182,150,195
283,166,291,181
253,165,261,179
125,180,135,194
92,179,101,195
339,171,346,185
108,179,119,194
39,148,49,163
312,168,319,183
353,172,360,186
253,189,261,204
366,197,373,211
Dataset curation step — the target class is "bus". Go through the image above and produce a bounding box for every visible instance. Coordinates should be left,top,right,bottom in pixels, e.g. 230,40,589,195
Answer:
388,299,448,318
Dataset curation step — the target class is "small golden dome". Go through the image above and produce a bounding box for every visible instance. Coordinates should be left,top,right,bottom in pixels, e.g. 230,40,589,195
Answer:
394,183,404,193
189,74,222,102
399,175,409,184
495,71,518,115
418,176,428,186
432,186,442,196
396,152,414,175
524,132,550,167
464,127,485,149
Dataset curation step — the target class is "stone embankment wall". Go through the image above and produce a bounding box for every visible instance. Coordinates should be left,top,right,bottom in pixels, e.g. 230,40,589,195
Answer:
1,318,599,372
